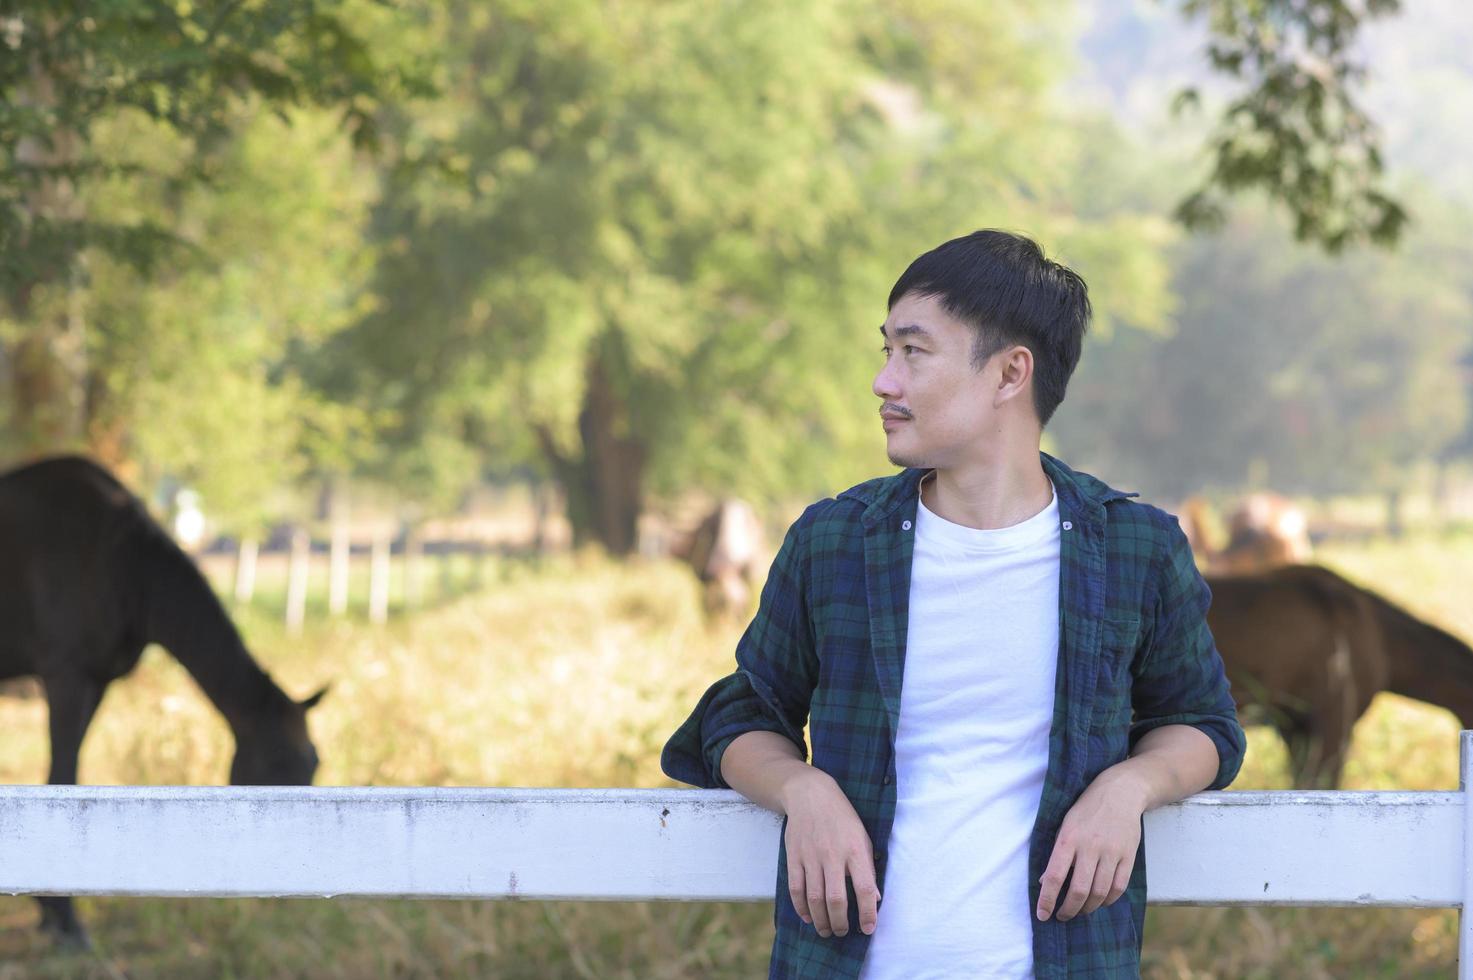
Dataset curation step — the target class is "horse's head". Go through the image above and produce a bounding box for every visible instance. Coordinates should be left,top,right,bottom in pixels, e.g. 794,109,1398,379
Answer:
230,685,329,786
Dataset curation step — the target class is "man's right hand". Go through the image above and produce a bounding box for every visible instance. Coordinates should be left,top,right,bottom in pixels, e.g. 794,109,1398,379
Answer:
719,731,881,939
778,767,881,938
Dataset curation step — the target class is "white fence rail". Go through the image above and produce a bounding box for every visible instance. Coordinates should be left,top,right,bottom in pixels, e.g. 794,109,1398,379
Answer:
3,732,1471,972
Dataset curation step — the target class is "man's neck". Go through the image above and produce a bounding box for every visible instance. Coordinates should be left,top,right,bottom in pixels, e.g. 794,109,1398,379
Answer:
920,452,1053,531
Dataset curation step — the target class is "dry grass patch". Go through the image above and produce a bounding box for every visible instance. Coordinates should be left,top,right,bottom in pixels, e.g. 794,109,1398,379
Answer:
2,537,1469,976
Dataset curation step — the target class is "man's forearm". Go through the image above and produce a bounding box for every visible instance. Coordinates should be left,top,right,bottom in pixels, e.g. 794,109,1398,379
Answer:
720,730,822,814
1101,724,1222,812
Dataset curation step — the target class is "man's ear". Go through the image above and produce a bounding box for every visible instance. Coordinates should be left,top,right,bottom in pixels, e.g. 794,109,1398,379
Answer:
995,346,1034,404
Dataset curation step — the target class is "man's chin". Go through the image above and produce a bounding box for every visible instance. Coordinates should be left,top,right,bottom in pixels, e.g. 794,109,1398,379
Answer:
886,448,928,469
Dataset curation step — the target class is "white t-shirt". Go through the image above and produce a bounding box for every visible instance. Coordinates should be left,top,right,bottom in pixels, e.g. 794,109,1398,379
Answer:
859,481,1060,980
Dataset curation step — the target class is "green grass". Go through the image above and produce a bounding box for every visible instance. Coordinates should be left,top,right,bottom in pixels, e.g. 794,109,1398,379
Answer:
2,535,1471,977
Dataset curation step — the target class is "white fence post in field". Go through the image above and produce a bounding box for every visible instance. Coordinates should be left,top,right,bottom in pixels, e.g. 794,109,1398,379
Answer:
329,519,351,617
1461,730,1473,978
233,537,258,606
285,528,310,635
405,527,424,610
368,530,391,625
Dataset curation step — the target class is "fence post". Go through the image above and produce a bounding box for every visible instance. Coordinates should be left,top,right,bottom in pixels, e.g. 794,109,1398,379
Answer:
1462,731,1472,980
233,537,258,605
329,519,351,617
369,530,391,625
285,528,310,635
405,527,424,609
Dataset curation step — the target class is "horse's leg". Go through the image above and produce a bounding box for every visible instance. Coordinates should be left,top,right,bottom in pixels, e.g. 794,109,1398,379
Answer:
36,672,106,949
1312,737,1351,790
1295,621,1373,791
1304,692,1371,791
1278,718,1341,790
1284,710,1357,790
1280,721,1321,789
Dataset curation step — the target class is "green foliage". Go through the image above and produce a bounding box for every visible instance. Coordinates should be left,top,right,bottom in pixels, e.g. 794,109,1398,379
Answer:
1175,0,1410,252
0,1,417,528
325,0,1174,536
9,0,1448,532
0,0,409,294
1056,189,1473,500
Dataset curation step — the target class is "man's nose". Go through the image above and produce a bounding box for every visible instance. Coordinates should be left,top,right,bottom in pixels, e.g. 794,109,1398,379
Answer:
873,360,900,400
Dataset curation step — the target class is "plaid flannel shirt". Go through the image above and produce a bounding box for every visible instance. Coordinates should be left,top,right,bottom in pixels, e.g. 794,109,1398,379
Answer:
662,453,1246,979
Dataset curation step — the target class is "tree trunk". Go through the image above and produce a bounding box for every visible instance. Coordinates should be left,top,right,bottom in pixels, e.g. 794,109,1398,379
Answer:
535,355,646,557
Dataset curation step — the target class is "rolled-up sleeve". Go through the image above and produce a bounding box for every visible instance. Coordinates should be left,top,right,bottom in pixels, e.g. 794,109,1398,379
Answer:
661,507,821,789
1128,518,1247,792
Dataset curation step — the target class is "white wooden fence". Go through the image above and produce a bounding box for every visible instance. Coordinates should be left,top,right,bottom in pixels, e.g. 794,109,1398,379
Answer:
3,732,1471,974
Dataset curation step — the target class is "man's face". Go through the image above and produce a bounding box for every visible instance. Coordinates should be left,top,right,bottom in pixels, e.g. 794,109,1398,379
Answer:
873,292,1001,470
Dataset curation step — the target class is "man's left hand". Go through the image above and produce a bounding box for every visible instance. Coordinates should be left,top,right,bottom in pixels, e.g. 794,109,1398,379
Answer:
1035,768,1147,922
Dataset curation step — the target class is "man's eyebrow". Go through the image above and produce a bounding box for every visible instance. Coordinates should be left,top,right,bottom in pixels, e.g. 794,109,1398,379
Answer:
878,323,934,340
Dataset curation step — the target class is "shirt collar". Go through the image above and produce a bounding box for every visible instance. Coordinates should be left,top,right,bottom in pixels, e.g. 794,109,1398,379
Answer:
847,452,1137,531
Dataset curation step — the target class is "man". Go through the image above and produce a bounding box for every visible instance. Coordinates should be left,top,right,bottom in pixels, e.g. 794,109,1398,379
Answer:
662,230,1245,979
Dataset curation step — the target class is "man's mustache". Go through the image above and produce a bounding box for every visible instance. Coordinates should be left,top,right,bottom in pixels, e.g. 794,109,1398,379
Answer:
879,403,913,419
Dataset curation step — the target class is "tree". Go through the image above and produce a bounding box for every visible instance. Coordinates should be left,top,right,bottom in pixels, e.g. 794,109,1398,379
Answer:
321,0,1176,553
1175,0,1410,252
0,0,409,463
81,104,381,533
1056,188,1473,503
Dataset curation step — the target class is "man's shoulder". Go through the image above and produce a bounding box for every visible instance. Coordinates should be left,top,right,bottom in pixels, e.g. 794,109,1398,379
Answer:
1105,495,1181,534
800,469,921,526
779,470,921,553
834,469,915,507
1096,496,1199,598
1047,455,1182,542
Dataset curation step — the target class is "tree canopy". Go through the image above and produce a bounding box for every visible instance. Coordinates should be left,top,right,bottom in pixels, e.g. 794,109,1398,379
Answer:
1,0,1466,545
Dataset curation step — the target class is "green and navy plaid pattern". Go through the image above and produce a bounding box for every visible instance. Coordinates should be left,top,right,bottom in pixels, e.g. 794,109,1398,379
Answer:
662,453,1246,980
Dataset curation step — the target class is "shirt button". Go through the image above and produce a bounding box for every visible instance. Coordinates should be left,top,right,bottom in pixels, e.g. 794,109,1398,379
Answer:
882,774,893,785
1062,521,1073,530
901,520,912,531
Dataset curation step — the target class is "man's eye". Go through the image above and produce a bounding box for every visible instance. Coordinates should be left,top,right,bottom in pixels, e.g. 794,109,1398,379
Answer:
881,345,891,356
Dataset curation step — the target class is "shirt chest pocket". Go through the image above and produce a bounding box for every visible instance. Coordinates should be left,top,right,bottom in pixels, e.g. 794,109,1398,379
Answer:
1090,615,1141,733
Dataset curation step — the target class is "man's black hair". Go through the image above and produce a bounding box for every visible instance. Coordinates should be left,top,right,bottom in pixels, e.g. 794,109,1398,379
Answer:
887,229,1091,427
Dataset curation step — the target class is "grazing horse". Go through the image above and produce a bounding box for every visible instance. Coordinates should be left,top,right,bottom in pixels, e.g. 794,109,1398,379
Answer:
1219,493,1312,572
1179,493,1312,574
1205,564,1473,789
675,499,767,621
0,455,327,946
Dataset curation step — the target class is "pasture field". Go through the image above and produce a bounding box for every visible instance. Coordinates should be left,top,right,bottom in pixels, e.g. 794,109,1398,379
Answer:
2,531,1472,978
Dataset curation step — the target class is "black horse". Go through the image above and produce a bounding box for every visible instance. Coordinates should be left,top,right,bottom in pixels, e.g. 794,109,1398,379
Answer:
0,455,327,946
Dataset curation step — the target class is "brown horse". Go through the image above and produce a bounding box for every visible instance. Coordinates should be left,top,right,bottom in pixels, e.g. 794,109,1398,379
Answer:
1205,564,1472,789
1220,493,1312,572
1181,493,1312,574
0,456,327,946
673,498,767,621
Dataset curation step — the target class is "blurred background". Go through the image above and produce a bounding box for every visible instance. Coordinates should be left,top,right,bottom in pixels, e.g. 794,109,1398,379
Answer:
1,0,1470,976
